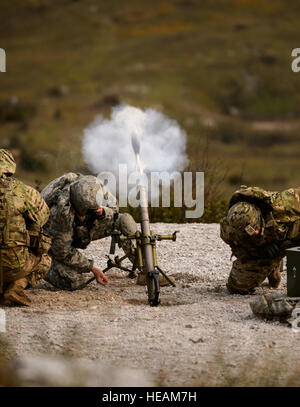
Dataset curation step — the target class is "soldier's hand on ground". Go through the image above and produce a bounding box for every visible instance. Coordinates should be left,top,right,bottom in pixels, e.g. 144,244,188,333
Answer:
92,266,108,286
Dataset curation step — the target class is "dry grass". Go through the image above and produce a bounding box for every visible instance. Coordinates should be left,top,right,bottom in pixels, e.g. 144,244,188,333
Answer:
1,0,300,219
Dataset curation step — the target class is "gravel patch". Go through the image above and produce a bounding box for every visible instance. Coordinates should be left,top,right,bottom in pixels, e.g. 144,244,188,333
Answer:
1,223,298,386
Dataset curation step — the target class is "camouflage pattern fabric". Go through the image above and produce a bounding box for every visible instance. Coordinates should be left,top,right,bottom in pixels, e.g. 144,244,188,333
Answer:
250,293,299,320
226,257,282,295
220,185,300,294
45,260,94,291
42,173,137,291
0,149,16,177
227,201,261,237
114,213,137,264
70,176,117,214
3,252,51,288
0,177,50,250
230,186,300,223
0,149,51,292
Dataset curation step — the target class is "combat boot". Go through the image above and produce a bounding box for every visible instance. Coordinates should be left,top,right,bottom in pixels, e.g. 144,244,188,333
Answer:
3,278,32,306
136,272,175,287
268,264,281,289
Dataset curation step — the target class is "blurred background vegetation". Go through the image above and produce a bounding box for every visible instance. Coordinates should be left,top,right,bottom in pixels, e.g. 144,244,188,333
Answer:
1,0,300,222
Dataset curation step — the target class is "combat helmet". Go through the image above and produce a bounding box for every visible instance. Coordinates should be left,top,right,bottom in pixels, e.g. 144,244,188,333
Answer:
227,201,262,237
70,176,104,214
0,149,16,178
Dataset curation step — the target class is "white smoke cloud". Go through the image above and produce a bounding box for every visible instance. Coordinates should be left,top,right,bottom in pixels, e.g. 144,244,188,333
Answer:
82,104,188,176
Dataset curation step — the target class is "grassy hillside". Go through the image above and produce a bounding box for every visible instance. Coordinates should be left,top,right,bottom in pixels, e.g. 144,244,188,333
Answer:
1,0,300,219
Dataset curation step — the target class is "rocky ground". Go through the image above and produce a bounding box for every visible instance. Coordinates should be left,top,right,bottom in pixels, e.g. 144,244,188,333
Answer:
1,223,300,386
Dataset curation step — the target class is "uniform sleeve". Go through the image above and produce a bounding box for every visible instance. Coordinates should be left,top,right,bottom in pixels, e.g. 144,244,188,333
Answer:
272,188,300,220
47,192,93,273
21,182,50,229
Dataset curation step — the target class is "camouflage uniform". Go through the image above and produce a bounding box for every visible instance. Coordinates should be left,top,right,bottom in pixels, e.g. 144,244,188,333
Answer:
249,293,298,321
220,186,300,294
0,149,51,305
41,173,137,291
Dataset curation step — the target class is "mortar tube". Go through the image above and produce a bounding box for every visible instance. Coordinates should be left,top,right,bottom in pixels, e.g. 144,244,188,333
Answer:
139,183,155,273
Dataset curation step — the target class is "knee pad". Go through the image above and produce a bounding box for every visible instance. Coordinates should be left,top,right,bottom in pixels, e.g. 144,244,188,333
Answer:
117,213,137,236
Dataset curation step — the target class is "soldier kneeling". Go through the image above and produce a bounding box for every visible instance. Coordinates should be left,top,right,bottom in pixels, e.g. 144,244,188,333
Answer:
41,173,138,290
0,150,52,306
220,185,300,295
41,173,174,291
